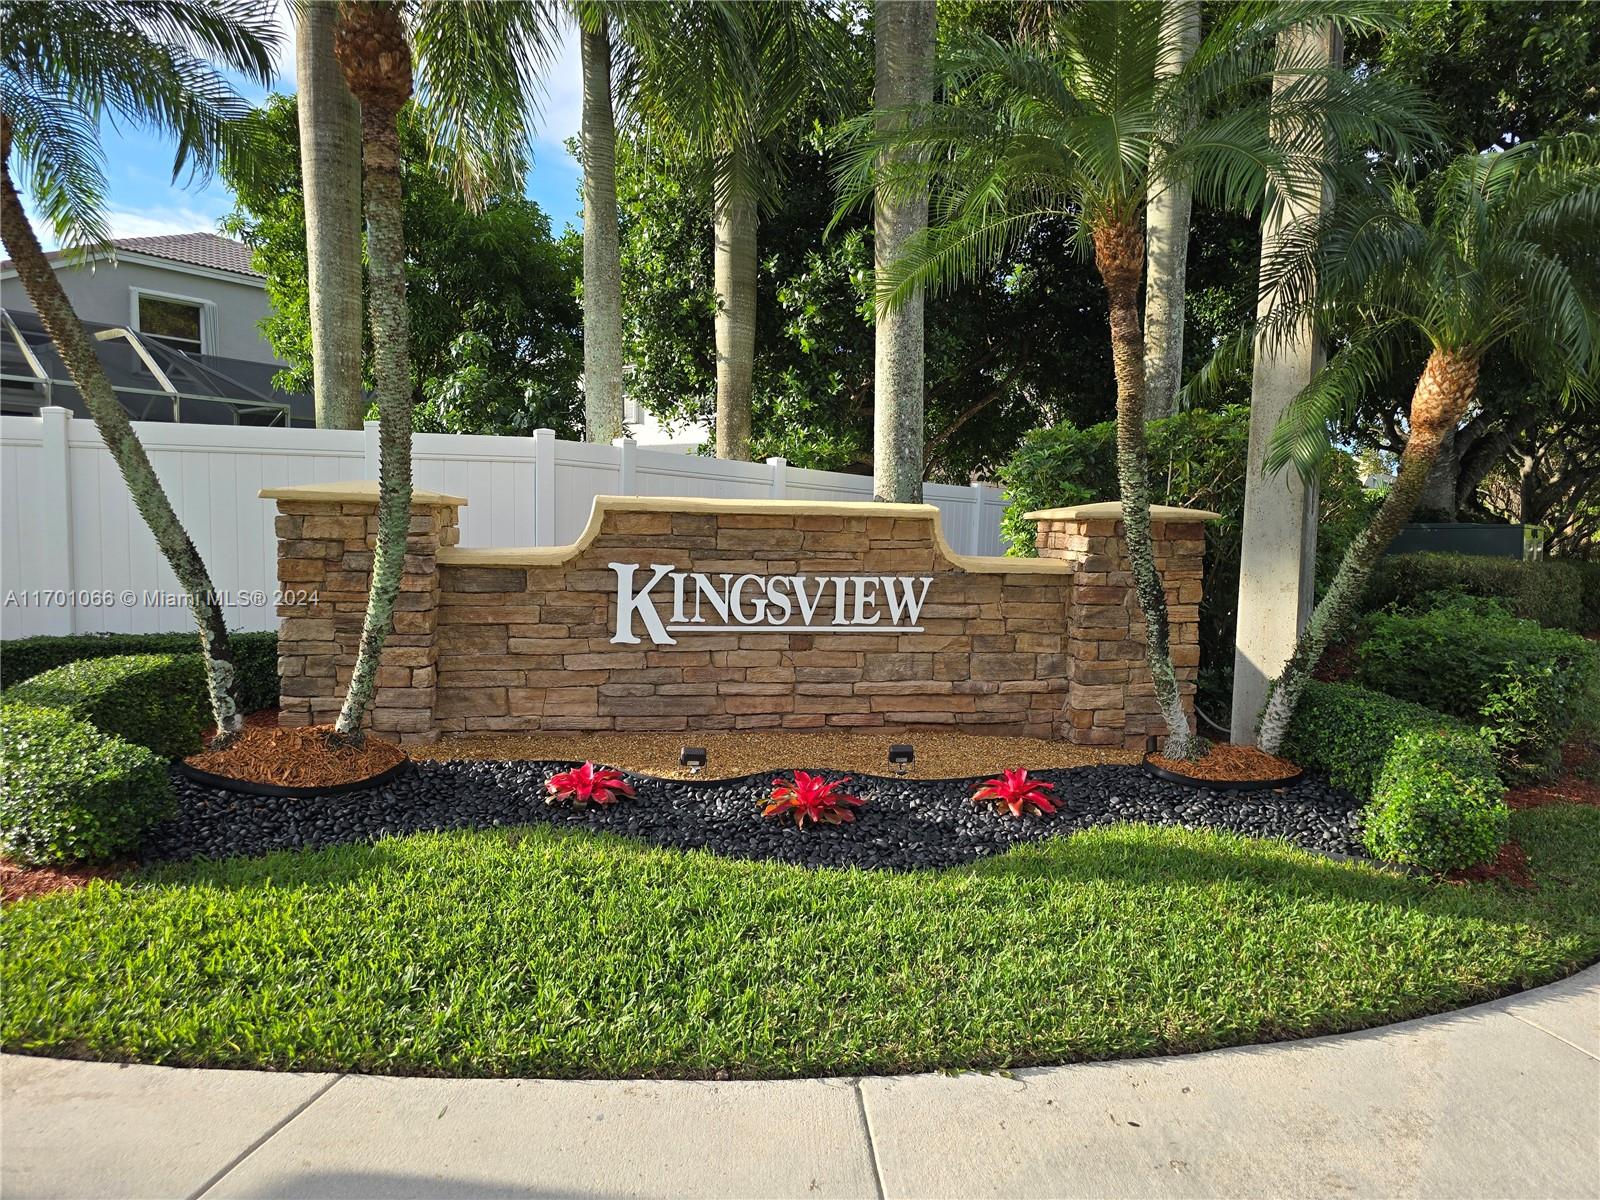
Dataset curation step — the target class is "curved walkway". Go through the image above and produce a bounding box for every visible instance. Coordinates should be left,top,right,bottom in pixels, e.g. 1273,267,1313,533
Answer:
3,966,1597,1200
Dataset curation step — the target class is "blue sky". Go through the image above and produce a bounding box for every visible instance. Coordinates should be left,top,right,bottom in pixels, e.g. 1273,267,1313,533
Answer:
37,3,585,248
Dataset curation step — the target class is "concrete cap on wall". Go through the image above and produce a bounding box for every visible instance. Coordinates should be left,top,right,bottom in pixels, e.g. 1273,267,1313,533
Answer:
1023,501,1222,522
259,480,469,507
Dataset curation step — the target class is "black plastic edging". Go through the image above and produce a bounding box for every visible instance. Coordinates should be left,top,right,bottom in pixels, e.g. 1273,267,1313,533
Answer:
1140,754,1304,793
176,757,413,799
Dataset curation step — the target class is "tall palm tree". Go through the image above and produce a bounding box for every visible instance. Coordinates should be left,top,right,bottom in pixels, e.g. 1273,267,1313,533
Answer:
0,0,279,744
841,1,1424,758
626,2,845,461
1142,0,1199,421
576,1,623,444
328,0,557,738
872,0,936,503
1249,137,1600,752
297,0,365,430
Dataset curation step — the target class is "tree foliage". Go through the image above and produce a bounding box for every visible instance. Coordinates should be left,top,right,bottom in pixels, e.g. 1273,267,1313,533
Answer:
222,94,582,437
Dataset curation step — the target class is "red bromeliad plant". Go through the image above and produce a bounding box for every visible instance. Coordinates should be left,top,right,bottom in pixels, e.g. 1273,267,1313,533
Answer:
545,762,636,807
763,771,864,828
972,769,1057,818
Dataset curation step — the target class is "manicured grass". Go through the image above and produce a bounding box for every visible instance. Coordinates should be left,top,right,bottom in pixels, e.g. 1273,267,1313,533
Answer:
4,807,1599,1079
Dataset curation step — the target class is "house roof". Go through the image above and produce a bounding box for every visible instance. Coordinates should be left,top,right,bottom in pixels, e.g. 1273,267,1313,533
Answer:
2,232,260,278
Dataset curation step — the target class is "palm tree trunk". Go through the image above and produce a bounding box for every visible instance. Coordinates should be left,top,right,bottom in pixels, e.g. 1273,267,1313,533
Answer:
872,0,935,503
1257,348,1481,753
1142,0,1199,422
580,13,624,444
333,2,413,739
1093,219,1201,759
1,120,245,745
713,185,756,461
297,0,365,430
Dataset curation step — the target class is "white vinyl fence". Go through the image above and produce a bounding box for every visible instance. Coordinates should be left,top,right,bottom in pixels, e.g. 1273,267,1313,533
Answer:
0,410,1012,639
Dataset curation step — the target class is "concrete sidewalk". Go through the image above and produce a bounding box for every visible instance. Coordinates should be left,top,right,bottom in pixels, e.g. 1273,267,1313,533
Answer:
4,967,1596,1200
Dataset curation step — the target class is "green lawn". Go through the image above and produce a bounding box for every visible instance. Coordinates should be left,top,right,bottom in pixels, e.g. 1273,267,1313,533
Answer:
4,807,1599,1079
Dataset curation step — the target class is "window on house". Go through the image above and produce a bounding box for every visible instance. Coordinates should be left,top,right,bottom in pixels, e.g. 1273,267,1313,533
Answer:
136,295,204,355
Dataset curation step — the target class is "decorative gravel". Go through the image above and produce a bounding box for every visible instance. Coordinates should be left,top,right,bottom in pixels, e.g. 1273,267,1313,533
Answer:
147,761,1364,870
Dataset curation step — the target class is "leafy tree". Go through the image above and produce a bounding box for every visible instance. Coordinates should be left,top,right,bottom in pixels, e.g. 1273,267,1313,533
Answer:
839,0,1424,758
223,95,583,438
0,0,280,743
1249,138,1600,752
623,1,848,461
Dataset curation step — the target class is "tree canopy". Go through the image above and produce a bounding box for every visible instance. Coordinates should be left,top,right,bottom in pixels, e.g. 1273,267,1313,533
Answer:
222,94,583,437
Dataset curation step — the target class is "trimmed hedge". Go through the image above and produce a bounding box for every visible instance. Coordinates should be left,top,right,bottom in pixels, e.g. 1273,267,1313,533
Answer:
0,703,174,865
1284,680,1507,873
1283,680,1475,801
1357,598,1600,780
1364,553,1586,632
2,654,208,759
1363,729,1508,874
0,630,278,712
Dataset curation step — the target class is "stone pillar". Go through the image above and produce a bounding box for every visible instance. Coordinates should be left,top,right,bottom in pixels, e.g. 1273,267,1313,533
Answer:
264,482,463,742
1028,502,1216,751
1230,20,1341,743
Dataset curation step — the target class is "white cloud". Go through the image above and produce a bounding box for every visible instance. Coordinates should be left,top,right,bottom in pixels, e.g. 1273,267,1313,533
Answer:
531,23,583,170
102,206,229,241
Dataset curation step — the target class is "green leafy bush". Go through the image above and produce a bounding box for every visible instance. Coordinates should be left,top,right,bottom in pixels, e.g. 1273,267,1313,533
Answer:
999,405,1374,683
1362,729,1508,874
0,631,278,712
0,703,174,865
2,654,208,759
1284,680,1473,800
1357,598,1600,779
1365,553,1586,632
1572,561,1600,632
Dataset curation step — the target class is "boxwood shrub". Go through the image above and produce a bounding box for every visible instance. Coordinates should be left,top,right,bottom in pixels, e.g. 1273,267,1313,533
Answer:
0,702,174,865
1283,680,1473,801
1362,729,1508,874
2,654,208,759
1357,598,1599,780
0,630,278,712
1364,552,1585,632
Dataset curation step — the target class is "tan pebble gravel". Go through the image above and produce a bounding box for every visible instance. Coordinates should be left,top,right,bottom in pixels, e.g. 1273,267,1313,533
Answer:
410,731,1139,779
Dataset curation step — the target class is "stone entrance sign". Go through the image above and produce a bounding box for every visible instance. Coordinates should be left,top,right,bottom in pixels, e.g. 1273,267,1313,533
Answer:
265,484,1215,749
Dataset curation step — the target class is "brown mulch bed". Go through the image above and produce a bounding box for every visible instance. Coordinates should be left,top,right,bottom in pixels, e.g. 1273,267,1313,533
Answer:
2,858,128,904
185,723,406,789
1445,841,1536,890
201,706,281,744
1147,742,1300,782
1506,740,1600,810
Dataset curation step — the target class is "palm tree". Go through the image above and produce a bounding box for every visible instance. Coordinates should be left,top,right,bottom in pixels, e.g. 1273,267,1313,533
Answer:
576,2,623,444
1142,0,1199,421
328,0,557,738
0,0,279,744
297,0,365,430
872,0,936,503
626,2,845,461
840,1,1423,758
1250,137,1600,752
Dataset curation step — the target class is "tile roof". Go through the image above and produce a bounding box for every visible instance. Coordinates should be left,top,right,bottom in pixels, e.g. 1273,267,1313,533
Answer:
2,232,260,277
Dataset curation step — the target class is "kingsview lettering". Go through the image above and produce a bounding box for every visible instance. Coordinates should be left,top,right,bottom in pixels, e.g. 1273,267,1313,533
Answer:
610,563,934,646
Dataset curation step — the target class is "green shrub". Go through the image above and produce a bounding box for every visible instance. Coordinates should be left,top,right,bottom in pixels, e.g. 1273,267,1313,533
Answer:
1362,729,1508,873
1365,553,1585,631
1571,561,1600,632
1357,598,1600,779
0,630,278,711
0,703,174,865
1284,680,1473,800
2,654,207,759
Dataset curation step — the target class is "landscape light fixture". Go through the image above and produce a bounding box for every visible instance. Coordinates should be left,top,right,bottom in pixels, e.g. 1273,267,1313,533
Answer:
679,746,707,775
888,744,914,776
